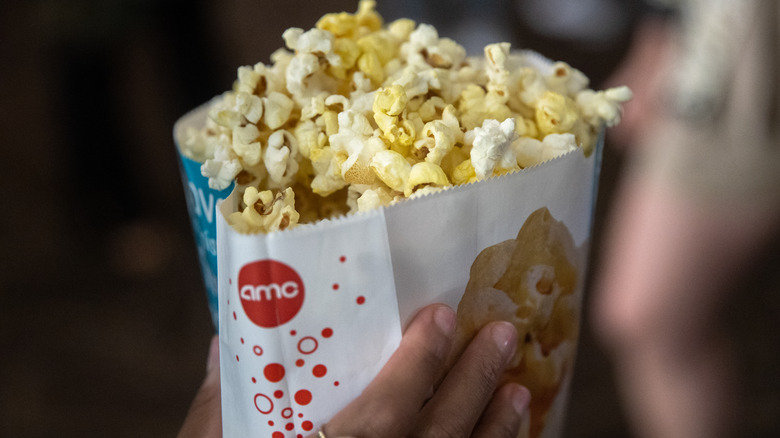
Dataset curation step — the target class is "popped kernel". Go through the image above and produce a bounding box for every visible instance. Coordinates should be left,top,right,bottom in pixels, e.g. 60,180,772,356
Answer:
201,139,242,191
317,12,358,38
232,124,262,166
355,184,398,212
415,105,461,165
370,149,411,192
405,161,451,197
264,130,299,187
387,18,416,41
236,92,264,124
263,91,294,130
545,61,590,97
402,23,465,69
470,118,519,179
181,0,630,232
183,125,219,163
451,158,478,185
576,86,633,128
310,145,347,196
535,91,579,136
513,133,578,169
485,42,511,100
229,186,299,233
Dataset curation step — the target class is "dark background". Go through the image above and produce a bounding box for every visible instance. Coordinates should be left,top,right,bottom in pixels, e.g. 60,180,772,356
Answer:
1,1,778,437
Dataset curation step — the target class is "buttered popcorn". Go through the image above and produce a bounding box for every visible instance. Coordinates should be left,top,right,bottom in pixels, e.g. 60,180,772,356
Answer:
184,0,630,233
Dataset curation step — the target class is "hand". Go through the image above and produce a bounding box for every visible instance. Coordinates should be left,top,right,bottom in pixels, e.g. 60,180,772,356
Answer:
178,336,221,438
313,304,530,438
179,304,530,438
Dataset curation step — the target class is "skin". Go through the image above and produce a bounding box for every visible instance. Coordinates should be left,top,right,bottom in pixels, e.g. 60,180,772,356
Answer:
179,304,530,438
594,13,780,437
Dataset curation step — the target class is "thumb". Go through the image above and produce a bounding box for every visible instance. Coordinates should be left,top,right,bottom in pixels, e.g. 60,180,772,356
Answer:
206,335,220,374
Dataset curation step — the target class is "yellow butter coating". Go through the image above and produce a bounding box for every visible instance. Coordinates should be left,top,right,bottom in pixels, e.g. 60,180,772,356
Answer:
405,161,451,197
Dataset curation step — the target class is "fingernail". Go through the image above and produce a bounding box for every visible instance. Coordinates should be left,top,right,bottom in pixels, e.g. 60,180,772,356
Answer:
434,305,456,336
491,322,517,357
511,385,531,415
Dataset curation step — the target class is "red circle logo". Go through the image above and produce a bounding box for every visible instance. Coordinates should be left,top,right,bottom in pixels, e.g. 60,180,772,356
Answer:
238,260,305,328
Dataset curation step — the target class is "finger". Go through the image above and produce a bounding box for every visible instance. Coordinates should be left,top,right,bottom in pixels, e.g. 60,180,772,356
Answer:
472,383,530,438
411,321,518,437
179,336,222,438
324,304,456,437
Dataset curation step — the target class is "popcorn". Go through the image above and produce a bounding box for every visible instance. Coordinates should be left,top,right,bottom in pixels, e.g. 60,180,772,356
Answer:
370,149,411,192
228,186,299,233
283,28,342,68
470,118,519,179
458,84,513,131
535,91,580,137
183,125,219,163
236,92,264,125
355,184,397,211
182,0,630,233
514,133,578,169
576,86,633,128
232,124,262,166
264,130,299,187
201,139,242,191
544,62,590,96
401,23,466,69
263,91,294,130
485,43,512,100
451,158,478,185
310,145,347,196
405,161,451,197
373,84,408,131
416,108,460,166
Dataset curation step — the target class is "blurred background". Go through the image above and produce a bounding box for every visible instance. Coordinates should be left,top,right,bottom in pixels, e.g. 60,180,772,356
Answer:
1,0,778,437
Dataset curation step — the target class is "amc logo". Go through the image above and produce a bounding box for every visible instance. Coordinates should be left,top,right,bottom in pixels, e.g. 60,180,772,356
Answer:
238,260,305,328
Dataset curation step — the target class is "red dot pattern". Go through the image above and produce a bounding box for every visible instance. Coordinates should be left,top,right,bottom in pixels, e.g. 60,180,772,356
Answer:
313,364,327,378
294,389,312,406
263,363,285,383
228,253,365,436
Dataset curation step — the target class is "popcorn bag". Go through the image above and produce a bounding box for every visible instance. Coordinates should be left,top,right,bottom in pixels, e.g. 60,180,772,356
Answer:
174,102,234,327
176,105,604,438
173,2,630,436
